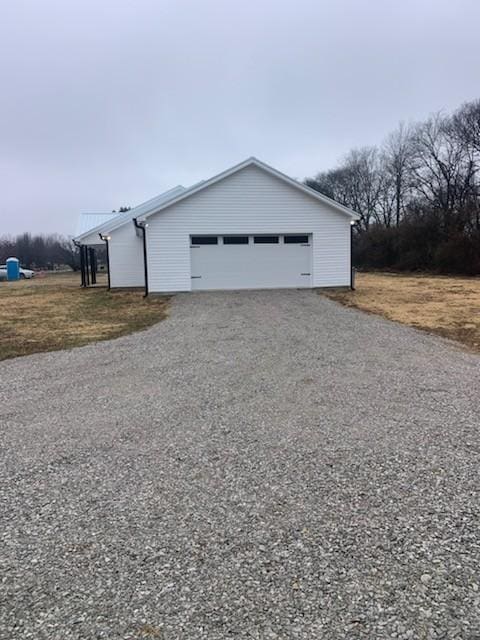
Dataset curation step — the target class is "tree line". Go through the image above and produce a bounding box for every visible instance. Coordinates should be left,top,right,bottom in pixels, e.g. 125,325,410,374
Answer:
3,110,480,277
306,98,480,274
0,234,80,271
0,206,130,271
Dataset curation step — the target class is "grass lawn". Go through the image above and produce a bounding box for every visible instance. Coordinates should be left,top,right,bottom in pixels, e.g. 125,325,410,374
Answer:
323,272,480,352
0,272,170,361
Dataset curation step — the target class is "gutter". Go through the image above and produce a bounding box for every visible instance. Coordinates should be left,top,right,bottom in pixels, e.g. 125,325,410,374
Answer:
133,217,149,297
99,233,111,290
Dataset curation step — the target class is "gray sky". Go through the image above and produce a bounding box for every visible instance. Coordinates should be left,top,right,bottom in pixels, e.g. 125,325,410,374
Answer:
1,0,479,236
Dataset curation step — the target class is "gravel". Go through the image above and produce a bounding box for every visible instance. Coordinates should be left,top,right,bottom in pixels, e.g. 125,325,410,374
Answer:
1,289,479,639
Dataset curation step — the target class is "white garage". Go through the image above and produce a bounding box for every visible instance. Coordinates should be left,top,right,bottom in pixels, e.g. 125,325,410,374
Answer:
190,234,312,290
74,157,360,294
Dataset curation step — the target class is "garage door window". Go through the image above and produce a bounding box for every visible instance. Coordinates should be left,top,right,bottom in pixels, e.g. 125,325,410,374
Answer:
284,235,309,244
254,236,279,244
191,236,218,245
223,236,249,245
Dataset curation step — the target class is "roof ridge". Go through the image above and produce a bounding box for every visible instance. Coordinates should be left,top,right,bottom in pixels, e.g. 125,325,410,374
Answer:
136,157,360,222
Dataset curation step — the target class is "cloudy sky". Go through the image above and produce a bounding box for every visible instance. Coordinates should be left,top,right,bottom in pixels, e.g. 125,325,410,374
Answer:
1,0,479,236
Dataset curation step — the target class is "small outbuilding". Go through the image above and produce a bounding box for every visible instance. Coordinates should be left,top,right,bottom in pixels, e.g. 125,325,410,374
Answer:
74,157,359,293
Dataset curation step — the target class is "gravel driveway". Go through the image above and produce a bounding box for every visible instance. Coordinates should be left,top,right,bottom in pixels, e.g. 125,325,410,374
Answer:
1,290,479,639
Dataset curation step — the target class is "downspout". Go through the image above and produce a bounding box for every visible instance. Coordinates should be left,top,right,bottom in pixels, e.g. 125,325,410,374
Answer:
84,245,90,286
72,240,85,287
89,247,97,285
133,217,149,297
350,221,356,291
99,233,111,290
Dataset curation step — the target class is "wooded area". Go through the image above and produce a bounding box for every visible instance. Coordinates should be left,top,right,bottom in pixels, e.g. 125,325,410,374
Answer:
3,100,480,276
0,233,80,270
307,98,480,274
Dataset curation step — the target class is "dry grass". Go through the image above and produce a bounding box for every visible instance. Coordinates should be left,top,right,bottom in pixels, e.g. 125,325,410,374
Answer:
137,624,163,638
0,272,170,361
322,272,480,352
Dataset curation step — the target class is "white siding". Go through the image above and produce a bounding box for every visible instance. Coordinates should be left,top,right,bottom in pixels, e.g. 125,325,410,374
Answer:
109,222,144,288
146,164,351,292
78,230,106,246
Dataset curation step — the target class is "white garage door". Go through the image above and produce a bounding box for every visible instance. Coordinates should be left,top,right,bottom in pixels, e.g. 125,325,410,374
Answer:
190,234,312,290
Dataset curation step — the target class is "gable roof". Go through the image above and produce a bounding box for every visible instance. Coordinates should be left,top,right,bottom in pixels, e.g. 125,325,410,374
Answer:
102,185,186,234
74,185,185,242
75,158,360,243
136,157,360,223
75,212,120,237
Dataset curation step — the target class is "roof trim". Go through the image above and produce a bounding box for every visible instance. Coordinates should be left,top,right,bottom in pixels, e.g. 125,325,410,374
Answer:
75,212,121,238
103,185,185,234
75,212,125,242
137,157,360,222
74,185,186,242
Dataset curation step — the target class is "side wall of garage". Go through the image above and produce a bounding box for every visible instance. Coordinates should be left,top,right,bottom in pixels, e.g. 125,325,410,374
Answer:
145,164,351,292
109,222,145,288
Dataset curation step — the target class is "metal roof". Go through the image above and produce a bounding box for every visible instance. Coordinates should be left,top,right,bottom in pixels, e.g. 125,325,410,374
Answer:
74,186,185,242
75,212,120,237
74,159,360,244
101,185,186,234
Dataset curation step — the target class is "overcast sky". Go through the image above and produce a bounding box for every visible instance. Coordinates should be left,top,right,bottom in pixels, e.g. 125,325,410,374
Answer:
1,0,479,236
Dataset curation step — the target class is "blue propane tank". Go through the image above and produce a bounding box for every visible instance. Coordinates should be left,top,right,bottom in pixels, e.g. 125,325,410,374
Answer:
6,257,20,281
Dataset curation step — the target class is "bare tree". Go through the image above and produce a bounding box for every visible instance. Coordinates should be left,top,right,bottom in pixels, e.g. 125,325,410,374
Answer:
411,113,477,231
305,98,480,275
306,166,355,208
451,99,480,155
307,147,383,231
450,100,480,229
381,122,415,226
345,147,386,230
0,233,81,270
